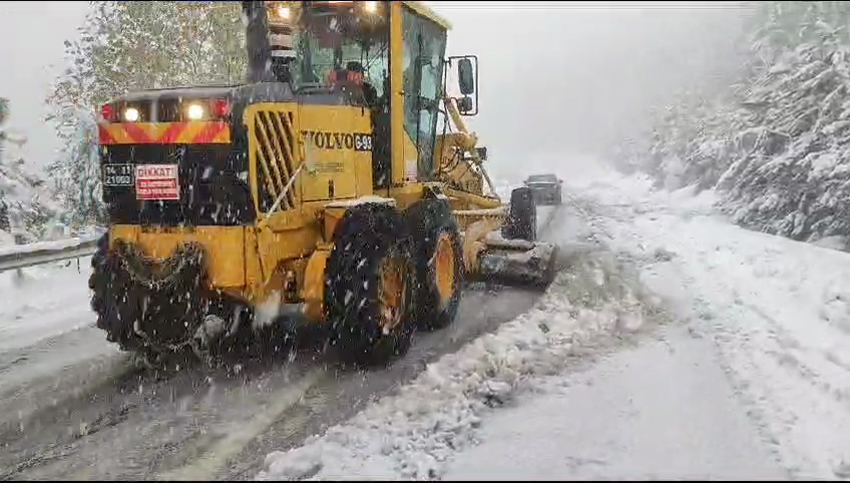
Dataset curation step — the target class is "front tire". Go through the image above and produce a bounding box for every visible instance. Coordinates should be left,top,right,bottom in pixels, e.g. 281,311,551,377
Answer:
324,204,417,366
404,199,464,331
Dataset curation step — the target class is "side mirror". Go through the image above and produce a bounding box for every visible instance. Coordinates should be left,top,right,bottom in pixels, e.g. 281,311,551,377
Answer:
458,58,475,95
449,55,479,117
457,96,473,114
558,179,563,185
476,147,488,161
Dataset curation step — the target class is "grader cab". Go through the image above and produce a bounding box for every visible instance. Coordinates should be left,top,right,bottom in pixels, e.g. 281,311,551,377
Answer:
89,0,558,365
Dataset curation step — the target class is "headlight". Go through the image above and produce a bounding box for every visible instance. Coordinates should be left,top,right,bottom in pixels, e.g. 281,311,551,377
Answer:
363,1,378,13
276,5,291,19
123,107,140,122
187,103,205,121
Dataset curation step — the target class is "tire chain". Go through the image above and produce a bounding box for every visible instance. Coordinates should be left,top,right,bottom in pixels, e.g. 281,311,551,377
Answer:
109,240,209,356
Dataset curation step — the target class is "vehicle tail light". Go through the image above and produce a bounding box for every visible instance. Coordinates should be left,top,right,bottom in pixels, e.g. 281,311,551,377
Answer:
101,103,117,122
211,98,230,119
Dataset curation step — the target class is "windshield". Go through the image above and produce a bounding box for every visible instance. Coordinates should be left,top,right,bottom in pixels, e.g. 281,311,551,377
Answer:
528,174,557,183
291,5,389,96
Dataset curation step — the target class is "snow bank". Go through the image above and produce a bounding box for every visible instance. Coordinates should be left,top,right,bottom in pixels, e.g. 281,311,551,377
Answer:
257,251,655,481
0,254,95,351
574,171,850,479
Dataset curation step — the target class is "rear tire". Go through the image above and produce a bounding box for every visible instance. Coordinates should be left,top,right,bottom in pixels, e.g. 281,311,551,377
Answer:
404,199,464,331
324,204,417,366
502,186,537,242
89,234,144,352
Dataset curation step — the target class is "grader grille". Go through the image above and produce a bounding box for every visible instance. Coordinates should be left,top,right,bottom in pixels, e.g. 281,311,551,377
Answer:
249,108,299,212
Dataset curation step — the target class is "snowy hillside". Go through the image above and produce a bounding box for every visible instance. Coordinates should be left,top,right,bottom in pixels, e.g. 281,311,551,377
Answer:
626,1,850,250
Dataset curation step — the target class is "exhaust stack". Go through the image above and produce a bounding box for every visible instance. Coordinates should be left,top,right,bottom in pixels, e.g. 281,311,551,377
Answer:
242,1,276,83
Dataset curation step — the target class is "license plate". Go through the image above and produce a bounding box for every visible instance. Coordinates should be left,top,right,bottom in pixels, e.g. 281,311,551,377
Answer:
136,164,180,201
103,164,134,187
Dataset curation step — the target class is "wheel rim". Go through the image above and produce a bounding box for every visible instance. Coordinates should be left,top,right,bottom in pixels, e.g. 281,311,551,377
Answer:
433,232,455,309
377,255,405,334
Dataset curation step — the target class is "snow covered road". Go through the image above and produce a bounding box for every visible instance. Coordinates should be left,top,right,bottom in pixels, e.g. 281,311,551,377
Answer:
0,261,124,424
444,324,784,481
576,173,850,479
259,168,850,481
9,171,850,481
0,260,95,353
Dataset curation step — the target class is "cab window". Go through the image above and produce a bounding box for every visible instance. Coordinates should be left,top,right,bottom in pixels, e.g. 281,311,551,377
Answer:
401,6,447,180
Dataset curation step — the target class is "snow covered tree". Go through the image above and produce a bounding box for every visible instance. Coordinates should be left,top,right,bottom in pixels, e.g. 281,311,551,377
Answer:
46,1,246,229
0,98,58,240
629,1,850,247
0,97,9,232
720,16,850,242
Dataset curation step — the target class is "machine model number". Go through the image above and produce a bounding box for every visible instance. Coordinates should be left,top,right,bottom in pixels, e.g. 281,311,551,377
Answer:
103,164,134,187
353,133,373,152
301,130,373,152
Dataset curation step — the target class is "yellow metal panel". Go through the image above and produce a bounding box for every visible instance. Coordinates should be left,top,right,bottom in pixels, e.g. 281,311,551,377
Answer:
110,225,246,288
388,183,425,211
301,249,330,323
243,228,264,301
390,1,405,187
298,104,371,201
461,217,502,274
322,206,347,242
255,226,317,283
261,206,313,232
353,135,374,199
442,186,502,210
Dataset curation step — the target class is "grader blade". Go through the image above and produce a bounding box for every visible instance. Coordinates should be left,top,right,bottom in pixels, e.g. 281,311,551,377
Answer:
478,233,558,288
458,209,560,290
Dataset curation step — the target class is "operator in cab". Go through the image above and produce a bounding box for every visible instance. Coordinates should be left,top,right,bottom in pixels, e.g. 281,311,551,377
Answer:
289,1,387,110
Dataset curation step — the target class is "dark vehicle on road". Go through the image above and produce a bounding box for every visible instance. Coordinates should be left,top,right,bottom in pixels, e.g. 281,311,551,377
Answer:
523,173,562,205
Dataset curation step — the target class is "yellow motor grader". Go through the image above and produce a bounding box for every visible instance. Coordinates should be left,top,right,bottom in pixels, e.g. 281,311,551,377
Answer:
89,0,558,365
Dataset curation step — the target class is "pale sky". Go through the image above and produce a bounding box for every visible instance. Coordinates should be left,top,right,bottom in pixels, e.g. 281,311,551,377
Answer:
0,1,91,170
0,1,751,181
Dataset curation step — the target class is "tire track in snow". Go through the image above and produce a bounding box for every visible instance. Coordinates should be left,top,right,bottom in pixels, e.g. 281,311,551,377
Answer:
157,368,328,481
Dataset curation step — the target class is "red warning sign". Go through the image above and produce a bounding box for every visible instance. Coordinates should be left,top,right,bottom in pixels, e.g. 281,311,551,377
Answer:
135,164,180,201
